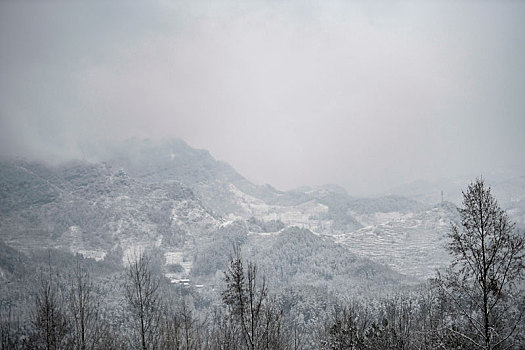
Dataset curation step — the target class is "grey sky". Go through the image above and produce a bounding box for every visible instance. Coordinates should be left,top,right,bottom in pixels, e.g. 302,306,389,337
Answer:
1,1,524,195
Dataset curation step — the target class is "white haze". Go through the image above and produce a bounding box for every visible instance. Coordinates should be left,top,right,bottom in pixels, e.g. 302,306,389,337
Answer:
1,0,524,195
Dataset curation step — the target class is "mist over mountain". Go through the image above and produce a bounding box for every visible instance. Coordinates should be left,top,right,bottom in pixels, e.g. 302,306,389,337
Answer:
0,139,410,286
2,138,525,348
2,137,521,282
2,1,525,347
385,174,525,228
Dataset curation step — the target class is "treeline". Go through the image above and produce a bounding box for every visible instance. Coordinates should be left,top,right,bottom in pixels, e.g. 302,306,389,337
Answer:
0,248,297,350
1,249,523,349
1,178,524,349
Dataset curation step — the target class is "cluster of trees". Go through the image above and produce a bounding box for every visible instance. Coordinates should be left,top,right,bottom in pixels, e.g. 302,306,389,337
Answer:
1,259,122,349
1,178,524,349
320,178,525,349
0,249,299,350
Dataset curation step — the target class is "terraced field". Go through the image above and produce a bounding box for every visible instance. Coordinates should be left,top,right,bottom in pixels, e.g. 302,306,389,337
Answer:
335,203,459,279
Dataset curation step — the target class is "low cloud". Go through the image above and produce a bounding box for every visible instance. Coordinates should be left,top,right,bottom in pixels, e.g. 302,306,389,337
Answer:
1,0,524,194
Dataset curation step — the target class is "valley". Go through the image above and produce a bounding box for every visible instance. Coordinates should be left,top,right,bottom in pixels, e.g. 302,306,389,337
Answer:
2,139,523,286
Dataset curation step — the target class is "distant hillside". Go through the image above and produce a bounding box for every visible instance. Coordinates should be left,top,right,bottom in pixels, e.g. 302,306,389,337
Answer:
246,227,412,292
92,138,284,216
387,175,525,228
0,159,219,262
0,138,488,284
0,240,29,281
336,202,460,279
189,223,413,297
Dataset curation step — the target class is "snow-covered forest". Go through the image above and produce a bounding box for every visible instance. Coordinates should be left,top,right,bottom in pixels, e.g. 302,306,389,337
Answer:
1,1,525,348
1,141,524,349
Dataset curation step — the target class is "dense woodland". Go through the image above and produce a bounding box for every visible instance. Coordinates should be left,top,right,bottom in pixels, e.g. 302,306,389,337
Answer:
1,179,524,349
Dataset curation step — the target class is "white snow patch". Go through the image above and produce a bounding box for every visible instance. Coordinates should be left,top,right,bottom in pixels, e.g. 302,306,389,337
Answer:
165,251,183,265
77,250,106,261
228,184,329,231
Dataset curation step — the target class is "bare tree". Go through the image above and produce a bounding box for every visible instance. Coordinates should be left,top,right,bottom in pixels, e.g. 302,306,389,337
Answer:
436,178,525,349
158,298,206,350
158,304,182,350
209,307,243,350
68,258,102,350
31,268,69,350
180,300,204,350
0,304,23,350
221,246,286,350
125,252,161,350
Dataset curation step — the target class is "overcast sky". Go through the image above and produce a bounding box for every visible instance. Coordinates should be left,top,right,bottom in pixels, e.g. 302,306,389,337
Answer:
1,1,524,195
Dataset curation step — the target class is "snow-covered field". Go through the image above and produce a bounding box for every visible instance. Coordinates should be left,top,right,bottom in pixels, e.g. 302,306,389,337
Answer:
335,205,456,279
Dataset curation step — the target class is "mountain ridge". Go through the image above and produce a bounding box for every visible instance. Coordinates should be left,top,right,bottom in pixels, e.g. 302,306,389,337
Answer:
3,138,521,283
0,149,414,294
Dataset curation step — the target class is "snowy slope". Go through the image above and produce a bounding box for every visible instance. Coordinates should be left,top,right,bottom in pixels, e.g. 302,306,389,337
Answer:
335,202,459,279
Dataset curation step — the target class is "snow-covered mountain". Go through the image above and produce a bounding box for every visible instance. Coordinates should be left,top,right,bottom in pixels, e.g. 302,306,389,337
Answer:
0,158,219,266
2,138,521,285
